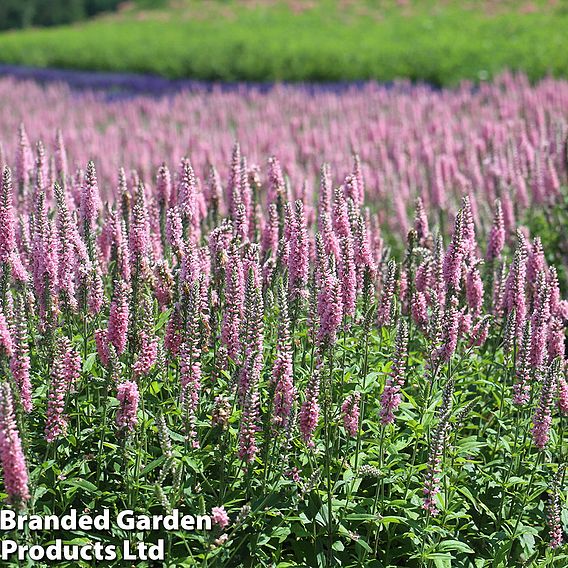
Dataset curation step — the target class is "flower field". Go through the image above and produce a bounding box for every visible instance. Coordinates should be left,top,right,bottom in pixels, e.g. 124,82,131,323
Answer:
0,73,567,566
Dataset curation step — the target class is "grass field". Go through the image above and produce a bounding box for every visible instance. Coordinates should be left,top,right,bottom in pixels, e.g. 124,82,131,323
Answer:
0,0,566,84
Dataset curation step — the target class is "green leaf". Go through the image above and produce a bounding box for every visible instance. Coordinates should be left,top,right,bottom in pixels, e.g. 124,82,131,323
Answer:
344,513,377,521
428,553,452,568
438,540,474,554
62,479,98,494
272,527,291,543
83,353,97,373
332,541,344,551
140,455,166,476
519,531,535,556
379,516,407,526
355,538,372,553
155,308,171,331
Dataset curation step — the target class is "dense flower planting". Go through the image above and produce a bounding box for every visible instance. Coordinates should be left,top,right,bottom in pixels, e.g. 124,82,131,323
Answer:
0,74,567,566
0,72,566,236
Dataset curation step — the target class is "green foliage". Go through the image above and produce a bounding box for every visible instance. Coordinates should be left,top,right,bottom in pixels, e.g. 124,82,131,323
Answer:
0,0,118,30
0,1,566,84
5,245,568,566
0,0,167,31
523,186,568,293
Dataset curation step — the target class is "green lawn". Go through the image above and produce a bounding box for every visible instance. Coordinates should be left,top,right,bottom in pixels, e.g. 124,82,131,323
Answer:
0,0,566,84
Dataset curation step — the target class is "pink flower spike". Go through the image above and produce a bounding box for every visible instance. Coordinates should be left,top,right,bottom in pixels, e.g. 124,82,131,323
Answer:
107,281,129,356
341,392,361,438
9,299,32,413
45,338,81,443
531,361,558,450
116,381,139,433
486,199,505,261
0,382,30,507
379,321,409,425
271,286,295,432
0,310,13,358
299,365,321,447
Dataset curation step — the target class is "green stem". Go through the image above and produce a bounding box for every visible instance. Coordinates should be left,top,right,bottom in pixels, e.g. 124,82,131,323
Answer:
506,450,542,562
324,347,335,566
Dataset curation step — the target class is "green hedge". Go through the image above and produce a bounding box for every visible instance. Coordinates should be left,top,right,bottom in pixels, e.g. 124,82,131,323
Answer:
0,3,566,85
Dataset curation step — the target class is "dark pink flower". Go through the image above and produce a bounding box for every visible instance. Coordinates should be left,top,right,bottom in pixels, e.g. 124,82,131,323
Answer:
436,296,460,362
156,162,171,207
412,291,428,327
529,275,550,369
557,374,568,416
527,237,545,284
95,329,110,367
504,236,528,338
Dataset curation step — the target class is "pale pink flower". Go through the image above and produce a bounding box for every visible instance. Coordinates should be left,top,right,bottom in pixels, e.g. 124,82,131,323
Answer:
211,506,230,529
133,332,159,378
